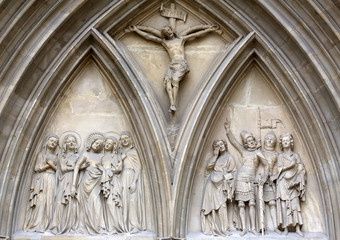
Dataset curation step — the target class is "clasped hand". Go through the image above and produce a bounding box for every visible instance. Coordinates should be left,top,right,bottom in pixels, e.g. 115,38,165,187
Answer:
70,186,76,197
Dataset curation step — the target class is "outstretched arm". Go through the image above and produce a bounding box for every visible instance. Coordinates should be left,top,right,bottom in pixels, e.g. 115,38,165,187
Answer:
180,24,211,36
182,24,220,42
135,25,162,37
129,25,162,43
224,119,245,154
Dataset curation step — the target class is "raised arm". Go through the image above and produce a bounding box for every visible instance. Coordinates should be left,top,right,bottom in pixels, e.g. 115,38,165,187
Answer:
206,148,219,174
129,25,162,43
182,25,219,42
224,119,245,154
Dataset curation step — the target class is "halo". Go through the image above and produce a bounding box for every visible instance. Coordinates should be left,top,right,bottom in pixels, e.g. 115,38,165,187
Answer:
44,133,59,143
85,132,105,150
105,131,120,140
42,133,59,150
59,131,82,150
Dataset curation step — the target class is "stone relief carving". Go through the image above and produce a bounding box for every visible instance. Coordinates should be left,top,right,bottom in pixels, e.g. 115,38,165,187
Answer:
224,120,268,236
72,132,106,234
201,139,236,236
120,131,146,233
128,3,221,113
24,134,59,232
52,132,80,234
200,121,307,237
24,131,146,235
276,132,306,237
260,131,280,235
101,136,123,233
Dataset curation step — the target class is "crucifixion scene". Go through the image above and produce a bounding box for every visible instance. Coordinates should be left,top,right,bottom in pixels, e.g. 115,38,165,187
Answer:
3,0,333,239
128,3,221,113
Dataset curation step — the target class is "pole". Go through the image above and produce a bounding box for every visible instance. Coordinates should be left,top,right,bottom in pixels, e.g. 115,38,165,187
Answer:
259,182,265,236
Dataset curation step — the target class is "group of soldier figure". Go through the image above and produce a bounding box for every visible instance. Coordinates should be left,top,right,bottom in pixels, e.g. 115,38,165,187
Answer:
201,120,306,237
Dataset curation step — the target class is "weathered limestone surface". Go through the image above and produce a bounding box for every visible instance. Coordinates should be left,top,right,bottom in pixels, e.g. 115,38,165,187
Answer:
13,231,155,240
0,0,339,240
189,66,324,235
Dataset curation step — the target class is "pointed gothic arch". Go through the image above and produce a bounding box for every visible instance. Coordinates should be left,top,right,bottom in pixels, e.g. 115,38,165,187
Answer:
2,30,172,237
173,32,335,237
0,0,339,239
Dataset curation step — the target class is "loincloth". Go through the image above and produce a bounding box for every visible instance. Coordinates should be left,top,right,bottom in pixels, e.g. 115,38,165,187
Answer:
163,59,190,88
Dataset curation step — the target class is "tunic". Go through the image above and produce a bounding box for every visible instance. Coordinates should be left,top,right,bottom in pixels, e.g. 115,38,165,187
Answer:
101,153,123,233
77,152,106,234
235,150,265,202
262,150,278,202
121,147,146,232
52,153,79,234
277,151,306,228
201,153,236,236
24,152,57,232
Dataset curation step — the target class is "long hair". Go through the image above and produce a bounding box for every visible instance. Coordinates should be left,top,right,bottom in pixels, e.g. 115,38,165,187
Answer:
42,134,59,152
40,134,59,166
61,134,79,155
161,25,178,38
212,139,228,154
105,136,120,154
279,132,294,151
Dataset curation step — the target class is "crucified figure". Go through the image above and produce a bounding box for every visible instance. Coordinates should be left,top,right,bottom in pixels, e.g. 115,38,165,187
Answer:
129,24,220,112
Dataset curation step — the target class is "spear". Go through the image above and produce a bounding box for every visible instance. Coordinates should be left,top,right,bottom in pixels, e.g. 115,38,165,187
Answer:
258,176,265,236
257,108,265,235
257,107,262,149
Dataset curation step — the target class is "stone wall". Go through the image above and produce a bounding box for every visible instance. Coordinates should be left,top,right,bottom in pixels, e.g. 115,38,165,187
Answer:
0,0,339,239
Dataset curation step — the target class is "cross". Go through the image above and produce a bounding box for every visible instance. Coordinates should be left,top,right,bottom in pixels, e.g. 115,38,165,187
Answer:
160,2,187,31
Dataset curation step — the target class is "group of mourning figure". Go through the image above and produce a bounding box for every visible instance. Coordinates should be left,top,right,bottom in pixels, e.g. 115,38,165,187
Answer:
24,131,146,235
201,120,306,237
